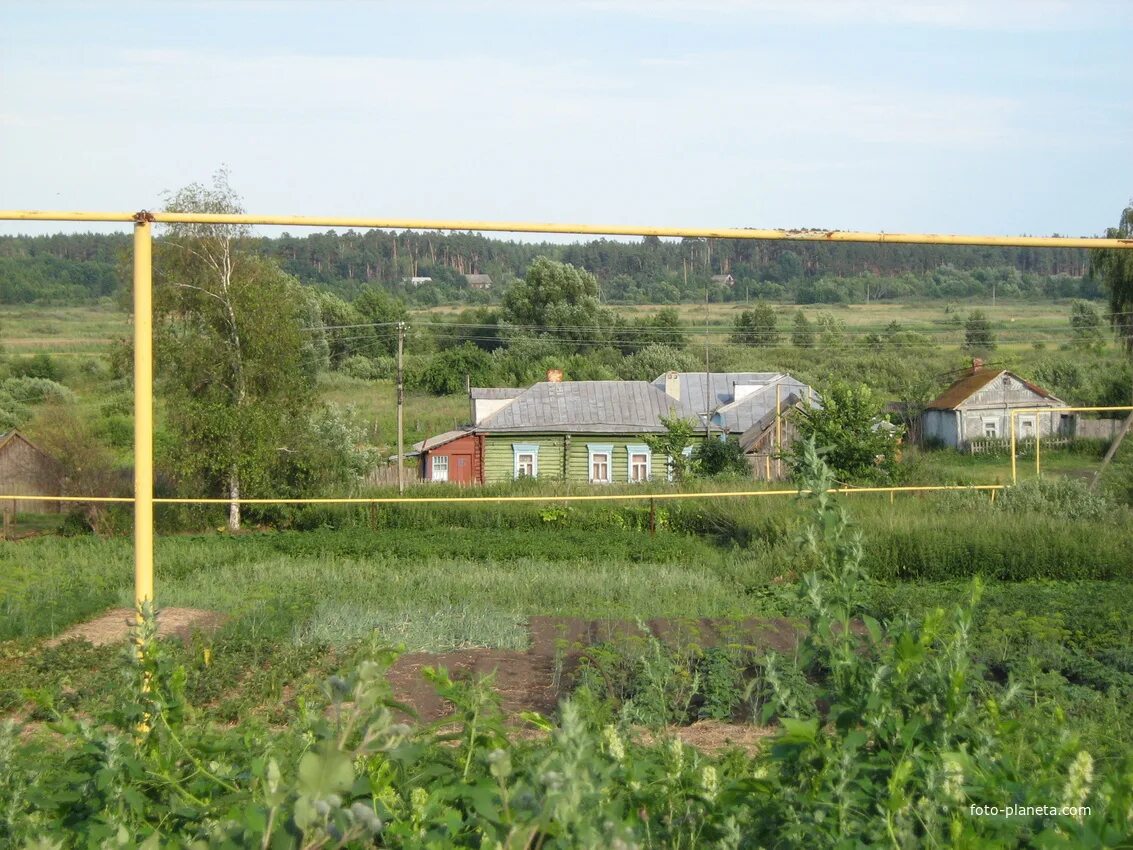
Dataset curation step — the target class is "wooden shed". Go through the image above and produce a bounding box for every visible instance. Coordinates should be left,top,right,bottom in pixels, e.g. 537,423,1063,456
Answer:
413,429,483,485
0,430,63,514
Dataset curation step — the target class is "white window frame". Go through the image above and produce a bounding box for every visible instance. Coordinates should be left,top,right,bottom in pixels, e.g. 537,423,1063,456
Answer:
587,444,613,484
513,444,539,479
431,455,449,482
1019,416,1036,437
982,418,1000,439
626,444,652,483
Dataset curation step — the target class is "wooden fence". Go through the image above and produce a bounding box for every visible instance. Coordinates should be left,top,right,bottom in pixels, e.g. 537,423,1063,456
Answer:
967,437,1070,456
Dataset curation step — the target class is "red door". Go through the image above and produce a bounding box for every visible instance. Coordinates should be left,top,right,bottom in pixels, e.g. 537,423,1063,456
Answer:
451,454,472,484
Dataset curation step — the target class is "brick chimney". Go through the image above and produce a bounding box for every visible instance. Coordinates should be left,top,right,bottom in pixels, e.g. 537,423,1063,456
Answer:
971,358,984,374
664,371,680,400
546,368,563,383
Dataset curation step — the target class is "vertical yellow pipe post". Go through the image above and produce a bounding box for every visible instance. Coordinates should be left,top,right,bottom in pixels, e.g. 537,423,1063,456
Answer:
133,217,154,616
1035,416,1042,478
1009,412,1017,484
775,384,782,480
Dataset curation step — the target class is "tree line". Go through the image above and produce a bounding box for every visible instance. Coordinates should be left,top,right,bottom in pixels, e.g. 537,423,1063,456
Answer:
0,228,1102,306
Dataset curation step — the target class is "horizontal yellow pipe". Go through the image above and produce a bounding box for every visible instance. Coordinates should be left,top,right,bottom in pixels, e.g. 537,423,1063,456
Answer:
0,484,1004,506
1010,405,1133,415
0,495,134,503
1,210,1130,249
0,210,136,222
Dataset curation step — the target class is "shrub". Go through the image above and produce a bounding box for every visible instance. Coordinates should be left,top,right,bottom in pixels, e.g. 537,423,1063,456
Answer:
996,477,1113,521
6,353,61,381
339,354,380,380
0,376,75,405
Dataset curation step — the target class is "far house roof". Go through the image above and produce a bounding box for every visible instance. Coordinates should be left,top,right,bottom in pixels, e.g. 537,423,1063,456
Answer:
469,387,524,400
925,365,1064,411
411,429,473,454
475,380,690,434
465,274,493,288
649,371,815,433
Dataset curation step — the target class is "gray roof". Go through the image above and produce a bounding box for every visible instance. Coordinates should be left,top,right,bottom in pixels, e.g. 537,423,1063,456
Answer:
650,372,814,434
737,391,804,451
476,381,693,434
470,387,524,400
411,429,472,453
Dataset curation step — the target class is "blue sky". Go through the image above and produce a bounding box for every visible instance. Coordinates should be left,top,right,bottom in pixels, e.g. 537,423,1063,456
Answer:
2,0,1131,237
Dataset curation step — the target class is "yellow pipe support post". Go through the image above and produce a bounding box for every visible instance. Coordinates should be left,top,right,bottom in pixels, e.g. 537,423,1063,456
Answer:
775,384,782,480
1035,419,1042,478
1010,413,1017,485
133,217,154,617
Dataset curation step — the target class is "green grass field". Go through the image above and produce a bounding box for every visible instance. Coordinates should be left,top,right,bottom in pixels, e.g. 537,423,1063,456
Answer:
2,486,1130,758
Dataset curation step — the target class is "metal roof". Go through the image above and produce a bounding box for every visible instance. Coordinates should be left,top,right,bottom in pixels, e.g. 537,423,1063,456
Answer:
715,378,813,433
651,372,782,413
469,387,524,400
650,372,814,433
737,391,803,451
475,381,693,434
411,429,473,454
925,368,1062,411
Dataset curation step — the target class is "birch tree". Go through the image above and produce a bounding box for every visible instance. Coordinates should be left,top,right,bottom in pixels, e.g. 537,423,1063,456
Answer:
154,169,314,530
1090,200,1133,487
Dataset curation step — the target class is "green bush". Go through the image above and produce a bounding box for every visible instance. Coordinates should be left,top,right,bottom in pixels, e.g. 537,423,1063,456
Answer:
996,477,1113,521
5,353,62,381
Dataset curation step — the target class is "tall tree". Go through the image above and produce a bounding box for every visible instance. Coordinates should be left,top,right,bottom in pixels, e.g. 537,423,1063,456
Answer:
1090,200,1133,488
1069,300,1104,350
1092,200,1133,351
353,286,409,357
155,170,315,530
791,310,815,349
963,310,996,352
500,257,615,350
730,303,780,346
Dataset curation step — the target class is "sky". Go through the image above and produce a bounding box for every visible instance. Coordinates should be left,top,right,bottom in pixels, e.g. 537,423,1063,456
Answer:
1,0,1131,239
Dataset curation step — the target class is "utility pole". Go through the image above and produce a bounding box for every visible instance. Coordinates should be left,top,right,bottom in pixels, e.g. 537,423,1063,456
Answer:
704,276,711,443
397,321,406,494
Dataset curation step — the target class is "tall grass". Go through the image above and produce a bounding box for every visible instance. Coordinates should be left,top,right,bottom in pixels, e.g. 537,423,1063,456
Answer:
3,487,1129,645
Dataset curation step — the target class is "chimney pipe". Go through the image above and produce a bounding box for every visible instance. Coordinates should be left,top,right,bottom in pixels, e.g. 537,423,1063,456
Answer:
546,368,563,383
971,358,984,373
665,371,680,400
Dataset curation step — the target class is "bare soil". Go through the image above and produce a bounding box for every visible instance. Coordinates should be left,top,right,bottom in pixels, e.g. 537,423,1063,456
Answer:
46,607,228,647
386,615,804,740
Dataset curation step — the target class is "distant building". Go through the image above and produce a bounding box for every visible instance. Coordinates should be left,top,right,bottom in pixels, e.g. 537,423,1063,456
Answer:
921,361,1069,449
0,430,63,515
407,276,433,287
465,274,493,290
711,274,735,287
650,372,814,480
414,370,815,484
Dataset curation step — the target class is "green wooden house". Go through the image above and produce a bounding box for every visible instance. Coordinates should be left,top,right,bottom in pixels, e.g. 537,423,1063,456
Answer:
476,379,690,484
414,371,816,484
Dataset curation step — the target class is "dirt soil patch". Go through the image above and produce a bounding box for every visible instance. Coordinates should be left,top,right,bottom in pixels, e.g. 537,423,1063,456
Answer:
387,615,804,737
46,607,228,647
